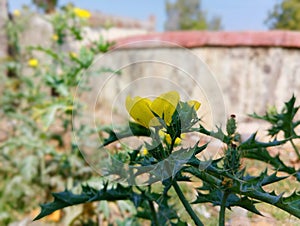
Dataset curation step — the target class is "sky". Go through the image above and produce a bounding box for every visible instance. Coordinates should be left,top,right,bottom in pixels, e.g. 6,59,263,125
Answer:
8,0,277,31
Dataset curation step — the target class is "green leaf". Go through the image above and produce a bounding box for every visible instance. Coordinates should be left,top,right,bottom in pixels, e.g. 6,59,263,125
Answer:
241,147,298,180
28,46,63,63
33,101,73,131
196,124,231,144
239,132,285,150
193,190,262,215
243,170,288,187
101,122,151,147
232,196,262,215
34,184,137,221
251,95,300,138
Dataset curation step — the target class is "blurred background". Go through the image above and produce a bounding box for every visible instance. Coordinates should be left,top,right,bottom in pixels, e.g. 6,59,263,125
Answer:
1,1,300,226
8,0,279,31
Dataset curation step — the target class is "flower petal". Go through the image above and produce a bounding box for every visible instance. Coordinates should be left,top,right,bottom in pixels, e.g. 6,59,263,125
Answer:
151,91,180,126
188,100,201,111
126,96,159,128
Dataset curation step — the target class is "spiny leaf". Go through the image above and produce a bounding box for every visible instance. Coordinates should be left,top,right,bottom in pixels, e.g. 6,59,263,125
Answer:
239,132,285,150
241,147,298,180
232,196,262,216
242,169,288,188
194,142,208,155
193,190,262,216
251,95,300,138
197,124,231,144
101,122,151,147
233,183,300,218
34,184,137,221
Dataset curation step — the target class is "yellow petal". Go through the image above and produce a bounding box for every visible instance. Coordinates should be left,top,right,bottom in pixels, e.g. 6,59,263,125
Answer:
140,148,148,156
174,137,182,145
165,134,172,144
52,34,59,41
13,10,20,17
151,91,180,126
69,52,77,58
158,129,165,138
73,8,91,19
28,58,39,67
188,100,201,111
126,96,159,128
165,133,182,145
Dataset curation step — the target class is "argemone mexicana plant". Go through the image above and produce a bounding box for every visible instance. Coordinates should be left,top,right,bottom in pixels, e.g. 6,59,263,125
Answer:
34,91,300,225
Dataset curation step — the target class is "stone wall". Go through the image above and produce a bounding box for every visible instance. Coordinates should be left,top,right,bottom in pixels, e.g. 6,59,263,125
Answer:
102,31,300,124
19,14,151,53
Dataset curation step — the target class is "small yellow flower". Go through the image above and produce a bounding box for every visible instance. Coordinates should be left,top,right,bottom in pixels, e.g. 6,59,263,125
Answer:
13,10,20,17
69,52,77,58
165,134,183,145
126,96,160,128
140,148,148,156
28,58,39,67
150,91,180,126
52,34,59,41
126,91,180,128
126,91,201,129
73,7,91,19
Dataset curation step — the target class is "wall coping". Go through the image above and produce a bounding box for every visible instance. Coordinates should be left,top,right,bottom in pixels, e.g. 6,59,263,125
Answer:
114,31,300,49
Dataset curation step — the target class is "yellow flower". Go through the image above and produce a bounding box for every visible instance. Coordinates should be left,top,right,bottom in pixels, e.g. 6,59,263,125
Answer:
165,133,185,145
126,91,180,128
126,91,201,129
126,96,160,128
140,148,148,156
13,10,20,17
73,7,91,19
159,129,183,145
52,34,59,41
69,52,77,58
150,91,180,126
28,58,39,67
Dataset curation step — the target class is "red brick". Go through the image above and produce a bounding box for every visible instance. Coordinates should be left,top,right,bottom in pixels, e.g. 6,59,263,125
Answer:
114,31,300,49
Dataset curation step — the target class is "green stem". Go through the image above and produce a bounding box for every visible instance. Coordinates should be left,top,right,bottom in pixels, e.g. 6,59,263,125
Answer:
172,181,203,226
169,136,175,155
290,139,300,159
219,191,229,226
148,200,159,226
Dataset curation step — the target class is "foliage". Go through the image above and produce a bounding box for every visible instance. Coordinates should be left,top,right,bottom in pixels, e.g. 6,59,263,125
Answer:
32,0,58,14
35,92,300,225
265,0,300,30
165,0,222,31
0,5,112,224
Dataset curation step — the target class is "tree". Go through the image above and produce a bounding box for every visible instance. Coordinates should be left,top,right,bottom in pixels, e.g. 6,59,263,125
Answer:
164,0,222,31
265,0,300,30
32,0,58,14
